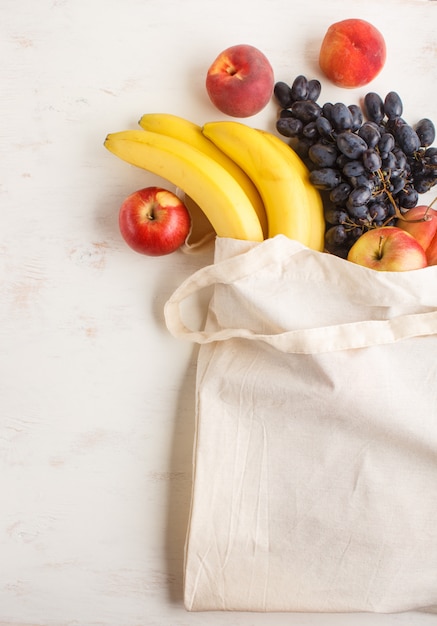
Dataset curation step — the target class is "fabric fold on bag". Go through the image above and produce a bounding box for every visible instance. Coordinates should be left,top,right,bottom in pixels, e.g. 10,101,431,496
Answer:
165,236,437,353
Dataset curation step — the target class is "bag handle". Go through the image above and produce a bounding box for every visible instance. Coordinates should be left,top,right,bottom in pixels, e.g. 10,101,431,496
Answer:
164,239,437,354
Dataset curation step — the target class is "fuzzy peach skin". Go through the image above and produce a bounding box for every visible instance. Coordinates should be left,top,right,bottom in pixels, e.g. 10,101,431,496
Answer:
347,227,428,271
426,234,437,265
397,205,437,254
205,44,274,117
319,19,386,88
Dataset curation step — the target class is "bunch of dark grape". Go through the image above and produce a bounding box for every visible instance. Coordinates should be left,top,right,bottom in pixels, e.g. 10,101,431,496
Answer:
274,75,437,258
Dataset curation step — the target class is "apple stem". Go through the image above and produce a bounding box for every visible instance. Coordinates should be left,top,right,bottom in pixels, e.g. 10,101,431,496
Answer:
147,203,157,221
377,235,384,260
395,203,434,223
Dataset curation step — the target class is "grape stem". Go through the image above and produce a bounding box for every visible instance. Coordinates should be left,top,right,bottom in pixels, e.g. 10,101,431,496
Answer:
376,169,433,224
373,168,406,226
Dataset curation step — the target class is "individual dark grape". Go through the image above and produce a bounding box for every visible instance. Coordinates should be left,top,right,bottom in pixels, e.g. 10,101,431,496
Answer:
290,100,322,123
382,152,398,170
302,121,319,140
329,182,352,205
348,204,370,220
385,116,407,136
378,132,395,155
308,142,338,167
325,209,349,224
348,104,363,131
347,185,372,209
358,122,380,148
362,149,382,172
393,147,407,170
309,168,342,190
336,132,368,159
364,92,385,123
331,102,354,131
424,147,437,166
348,174,376,190
276,117,303,137
343,160,365,177
395,124,421,155
274,82,292,108
325,225,347,246
335,153,350,169
368,201,389,222
415,118,436,147
390,177,406,194
413,175,437,194
322,102,334,122
290,75,309,101
384,91,403,119
325,208,349,225
316,116,333,138
307,79,322,102
397,186,419,208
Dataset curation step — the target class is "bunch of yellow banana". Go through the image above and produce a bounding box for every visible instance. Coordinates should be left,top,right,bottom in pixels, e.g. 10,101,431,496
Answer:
104,113,325,250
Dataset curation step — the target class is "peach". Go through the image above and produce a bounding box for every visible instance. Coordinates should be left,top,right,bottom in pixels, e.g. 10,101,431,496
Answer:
396,205,437,253
426,233,437,265
319,19,386,88
347,227,428,271
205,44,274,118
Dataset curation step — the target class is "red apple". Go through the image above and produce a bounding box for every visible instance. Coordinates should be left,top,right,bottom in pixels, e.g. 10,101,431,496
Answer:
347,227,428,271
205,44,274,118
319,19,386,88
396,205,437,256
118,187,191,256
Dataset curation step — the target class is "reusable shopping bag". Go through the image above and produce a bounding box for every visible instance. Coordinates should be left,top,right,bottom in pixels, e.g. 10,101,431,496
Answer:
164,235,437,613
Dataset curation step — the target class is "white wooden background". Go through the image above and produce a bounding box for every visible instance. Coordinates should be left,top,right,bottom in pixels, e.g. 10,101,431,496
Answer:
2,0,437,624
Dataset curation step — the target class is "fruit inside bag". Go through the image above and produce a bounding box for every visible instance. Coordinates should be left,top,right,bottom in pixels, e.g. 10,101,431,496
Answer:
164,235,437,613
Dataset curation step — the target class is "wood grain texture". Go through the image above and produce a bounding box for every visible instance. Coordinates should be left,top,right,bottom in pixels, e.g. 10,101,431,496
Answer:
1,0,436,624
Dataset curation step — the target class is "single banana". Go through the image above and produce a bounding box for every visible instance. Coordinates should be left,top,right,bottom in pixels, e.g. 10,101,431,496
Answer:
202,121,312,246
138,113,268,238
258,130,326,252
104,129,264,242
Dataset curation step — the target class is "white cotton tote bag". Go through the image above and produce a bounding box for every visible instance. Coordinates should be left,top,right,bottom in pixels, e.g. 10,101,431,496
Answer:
164,235,437,614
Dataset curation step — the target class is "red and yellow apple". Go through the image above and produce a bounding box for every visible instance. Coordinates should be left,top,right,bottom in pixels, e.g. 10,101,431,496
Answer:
205,44,274,118
118,186,191,256
396,205,437,265
347,226,428,271
319,19,386,88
